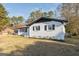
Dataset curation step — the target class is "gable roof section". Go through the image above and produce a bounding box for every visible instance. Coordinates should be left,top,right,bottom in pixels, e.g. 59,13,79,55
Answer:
27,17,68,26
16,23,26,29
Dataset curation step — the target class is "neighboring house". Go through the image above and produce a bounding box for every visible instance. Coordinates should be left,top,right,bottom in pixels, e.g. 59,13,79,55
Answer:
17,17,67,40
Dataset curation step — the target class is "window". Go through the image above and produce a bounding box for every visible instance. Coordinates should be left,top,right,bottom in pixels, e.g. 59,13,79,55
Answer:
38,26,40,30
48,25,52,30
52,25,55,30
33,26,34,31
44,25,47,31
33,26,40,31
24,28,27,32
36,26,40,31
48,24,55,30
20,28,24,32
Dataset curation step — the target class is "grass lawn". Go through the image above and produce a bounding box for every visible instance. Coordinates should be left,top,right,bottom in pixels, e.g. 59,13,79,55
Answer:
0,35,79,56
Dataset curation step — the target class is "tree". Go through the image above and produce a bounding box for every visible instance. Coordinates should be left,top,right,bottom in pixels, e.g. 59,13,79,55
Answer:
59,3,79,36
27,9,54,23
47,11,54,18
0,4,9,31
29,10,43,21
10,16,24,30
10,16,17,25
17,16,24,24
10,16,24,25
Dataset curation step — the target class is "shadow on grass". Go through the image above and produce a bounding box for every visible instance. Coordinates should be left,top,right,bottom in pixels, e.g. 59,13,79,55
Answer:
6,41,79,56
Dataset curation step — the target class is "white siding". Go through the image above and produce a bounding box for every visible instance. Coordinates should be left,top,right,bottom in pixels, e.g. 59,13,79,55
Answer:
17,29,25,35
29,21,65,40
17,27,29,37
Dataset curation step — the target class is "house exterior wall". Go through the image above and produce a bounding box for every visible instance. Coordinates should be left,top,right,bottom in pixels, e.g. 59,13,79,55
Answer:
29,21,65,40
17,28,26,36
17,29,24,35
17,27,29,37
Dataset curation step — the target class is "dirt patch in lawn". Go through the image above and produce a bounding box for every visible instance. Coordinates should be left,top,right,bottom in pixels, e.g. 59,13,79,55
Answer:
0,35,79,56
8,41,79,56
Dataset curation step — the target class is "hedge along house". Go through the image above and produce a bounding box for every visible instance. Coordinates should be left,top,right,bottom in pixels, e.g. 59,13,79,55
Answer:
17,17,67,40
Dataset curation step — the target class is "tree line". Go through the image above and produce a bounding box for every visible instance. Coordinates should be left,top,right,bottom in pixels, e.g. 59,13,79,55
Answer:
59,3,79,36
0,3,79,36
0,4,24,31
26,9,54,23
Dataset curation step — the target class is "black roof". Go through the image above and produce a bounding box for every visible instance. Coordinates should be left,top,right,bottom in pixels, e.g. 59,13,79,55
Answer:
27,17,68,26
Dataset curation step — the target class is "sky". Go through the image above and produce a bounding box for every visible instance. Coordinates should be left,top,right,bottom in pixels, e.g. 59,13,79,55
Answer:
3,3,60,20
